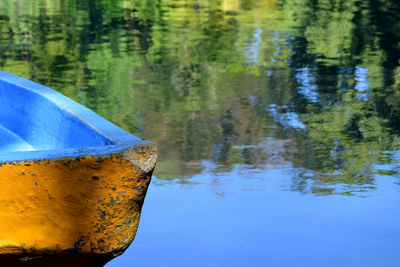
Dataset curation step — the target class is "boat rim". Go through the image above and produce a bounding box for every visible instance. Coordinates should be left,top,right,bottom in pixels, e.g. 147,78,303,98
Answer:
0,71,150,163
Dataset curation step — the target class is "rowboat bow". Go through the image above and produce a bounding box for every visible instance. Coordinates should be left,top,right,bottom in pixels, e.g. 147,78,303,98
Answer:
0,72,157,266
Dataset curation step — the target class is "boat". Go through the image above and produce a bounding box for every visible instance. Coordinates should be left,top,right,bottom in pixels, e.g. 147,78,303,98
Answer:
0,71,157,266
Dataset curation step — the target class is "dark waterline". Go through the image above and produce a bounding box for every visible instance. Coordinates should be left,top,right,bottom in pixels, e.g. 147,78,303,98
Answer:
1,0,400,266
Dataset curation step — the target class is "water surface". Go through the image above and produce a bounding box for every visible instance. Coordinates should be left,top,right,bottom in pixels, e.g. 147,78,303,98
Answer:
1,0,400,266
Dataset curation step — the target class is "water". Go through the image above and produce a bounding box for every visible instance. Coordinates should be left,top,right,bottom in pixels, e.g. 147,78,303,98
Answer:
1,0,400,266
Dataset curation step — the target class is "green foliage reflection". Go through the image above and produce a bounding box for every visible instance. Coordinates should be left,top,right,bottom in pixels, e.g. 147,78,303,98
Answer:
0,0,400,195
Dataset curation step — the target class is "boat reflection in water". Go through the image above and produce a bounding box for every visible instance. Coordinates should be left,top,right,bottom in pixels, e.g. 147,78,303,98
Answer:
0,72,157,266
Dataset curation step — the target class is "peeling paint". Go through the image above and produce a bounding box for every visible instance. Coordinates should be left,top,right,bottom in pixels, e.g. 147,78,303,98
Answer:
0,154,155,255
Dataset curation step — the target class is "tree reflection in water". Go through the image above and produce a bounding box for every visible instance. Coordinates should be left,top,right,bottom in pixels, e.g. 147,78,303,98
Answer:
1,0,400,196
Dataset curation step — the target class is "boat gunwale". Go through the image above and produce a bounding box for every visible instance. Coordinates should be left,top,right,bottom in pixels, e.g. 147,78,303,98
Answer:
0,71,150,163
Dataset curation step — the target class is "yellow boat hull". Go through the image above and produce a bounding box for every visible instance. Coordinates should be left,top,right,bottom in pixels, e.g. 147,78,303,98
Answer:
0,143,157,266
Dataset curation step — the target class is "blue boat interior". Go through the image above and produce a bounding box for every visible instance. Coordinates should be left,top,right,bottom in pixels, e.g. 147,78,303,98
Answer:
0,75,112,153
0,125,35,152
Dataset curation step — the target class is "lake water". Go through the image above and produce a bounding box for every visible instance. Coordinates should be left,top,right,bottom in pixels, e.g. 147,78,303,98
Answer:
1,0,400,266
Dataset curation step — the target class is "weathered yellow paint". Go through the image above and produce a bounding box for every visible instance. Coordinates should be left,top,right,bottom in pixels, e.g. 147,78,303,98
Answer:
0,146,155,256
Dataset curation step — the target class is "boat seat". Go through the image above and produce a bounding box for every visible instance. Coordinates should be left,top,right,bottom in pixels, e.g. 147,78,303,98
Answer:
0,124,35,152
